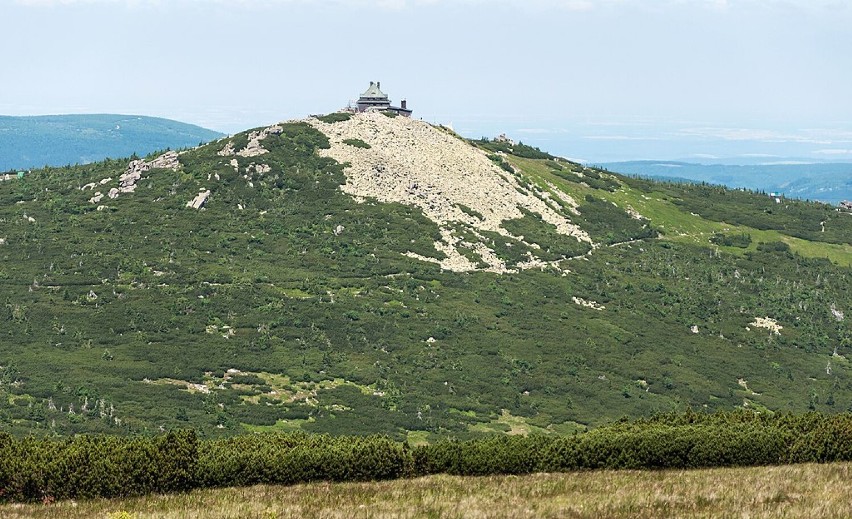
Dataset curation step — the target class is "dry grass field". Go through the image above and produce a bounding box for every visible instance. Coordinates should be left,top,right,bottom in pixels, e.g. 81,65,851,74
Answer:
2,462,851,519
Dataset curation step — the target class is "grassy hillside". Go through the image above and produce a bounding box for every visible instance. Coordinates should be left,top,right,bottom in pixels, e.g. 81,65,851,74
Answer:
0,114,223,171
4,463,852,518
0,114,850,439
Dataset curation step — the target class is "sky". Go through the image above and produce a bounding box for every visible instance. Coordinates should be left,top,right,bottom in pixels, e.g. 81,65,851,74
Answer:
2,0,851,162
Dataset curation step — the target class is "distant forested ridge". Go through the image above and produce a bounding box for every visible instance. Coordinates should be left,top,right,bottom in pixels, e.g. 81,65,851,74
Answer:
601,160,852,205
0,114,223,171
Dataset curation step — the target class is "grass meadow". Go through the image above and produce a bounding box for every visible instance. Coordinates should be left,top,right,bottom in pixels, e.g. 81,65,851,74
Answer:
3,462,851,518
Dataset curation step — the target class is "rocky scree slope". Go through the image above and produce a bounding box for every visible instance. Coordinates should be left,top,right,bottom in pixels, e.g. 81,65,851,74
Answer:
310,112,591,273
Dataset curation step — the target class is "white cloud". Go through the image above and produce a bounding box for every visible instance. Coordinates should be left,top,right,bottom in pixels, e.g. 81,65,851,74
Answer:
677,127,852,145
582,135,664,141
760,161,814,165
16,0,848,5
516,128,568,134
11,0,851,15
13,0,163,4
814,149,852,156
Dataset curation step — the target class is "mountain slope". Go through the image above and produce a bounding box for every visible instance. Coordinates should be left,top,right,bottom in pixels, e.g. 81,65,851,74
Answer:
310,113,592,272
0,114,224,171
0,112,849,440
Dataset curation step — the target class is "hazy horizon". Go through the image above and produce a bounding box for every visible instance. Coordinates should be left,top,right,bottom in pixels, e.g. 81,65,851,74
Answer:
3,0,850,163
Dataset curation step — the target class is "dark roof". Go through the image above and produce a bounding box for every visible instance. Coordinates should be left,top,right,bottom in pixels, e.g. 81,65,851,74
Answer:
359,81,388,100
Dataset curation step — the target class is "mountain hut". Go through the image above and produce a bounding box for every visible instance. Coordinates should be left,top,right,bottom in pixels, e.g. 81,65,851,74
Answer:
356,81,412,117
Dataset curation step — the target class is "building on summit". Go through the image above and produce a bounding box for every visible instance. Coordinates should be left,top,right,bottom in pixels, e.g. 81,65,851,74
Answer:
355,81,412,117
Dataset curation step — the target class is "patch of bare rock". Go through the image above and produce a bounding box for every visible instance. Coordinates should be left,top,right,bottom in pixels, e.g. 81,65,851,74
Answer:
186,190,211,210
218,125,284,158
89,151,180,204
573,297,605,311
749,317,783,335
309,112,591,273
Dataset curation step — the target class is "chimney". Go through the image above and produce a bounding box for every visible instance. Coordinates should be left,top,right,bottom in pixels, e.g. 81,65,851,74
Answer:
370,81,374,87
377,81,381,89
401,99,407,109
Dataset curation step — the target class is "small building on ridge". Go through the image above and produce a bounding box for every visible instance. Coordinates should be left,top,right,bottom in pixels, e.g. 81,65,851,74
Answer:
355,81,412,117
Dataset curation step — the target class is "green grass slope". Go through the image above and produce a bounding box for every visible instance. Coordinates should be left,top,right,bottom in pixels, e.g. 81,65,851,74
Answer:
0,118,849,440
0,114,223,171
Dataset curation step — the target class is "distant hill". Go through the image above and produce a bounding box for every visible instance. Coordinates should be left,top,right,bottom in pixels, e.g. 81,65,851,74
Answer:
600,160,852,204
0,114,224,171
0,112,849,440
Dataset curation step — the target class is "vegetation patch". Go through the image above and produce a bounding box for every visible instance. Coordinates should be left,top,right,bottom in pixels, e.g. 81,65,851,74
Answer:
473,138,555,160
314,113,352,124
551,166,622,192
710,232,752,248
487,153,515,173
622,176,851,245
502,208,591,260
3,411,852,504
573,194,657,245
342,138,371,149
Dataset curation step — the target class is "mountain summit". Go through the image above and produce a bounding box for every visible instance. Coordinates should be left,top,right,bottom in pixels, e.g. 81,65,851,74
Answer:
0,111,849,438
310,112,591,272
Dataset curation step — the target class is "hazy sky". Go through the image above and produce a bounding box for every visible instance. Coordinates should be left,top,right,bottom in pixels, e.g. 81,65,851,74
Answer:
3,0,851,161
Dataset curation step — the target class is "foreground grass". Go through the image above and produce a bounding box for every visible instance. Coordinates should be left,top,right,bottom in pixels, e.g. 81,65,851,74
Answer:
4,463,852,518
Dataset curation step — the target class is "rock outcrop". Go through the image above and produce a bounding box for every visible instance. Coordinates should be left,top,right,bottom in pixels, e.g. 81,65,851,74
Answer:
186,190,211,210
218,125,284,158
94,151,180,203
750,317,783,335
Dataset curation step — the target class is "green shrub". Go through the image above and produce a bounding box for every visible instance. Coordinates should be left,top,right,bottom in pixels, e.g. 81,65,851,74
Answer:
756,241,791,253
413,435,553,476
315,113,352,124
710,232,752,248
574,195,656,245
2,413,852,503
342,138,371,149
412,412,852,476
196,433,410,488
474,139,555,160
487,154,515,173
0,430,197,502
